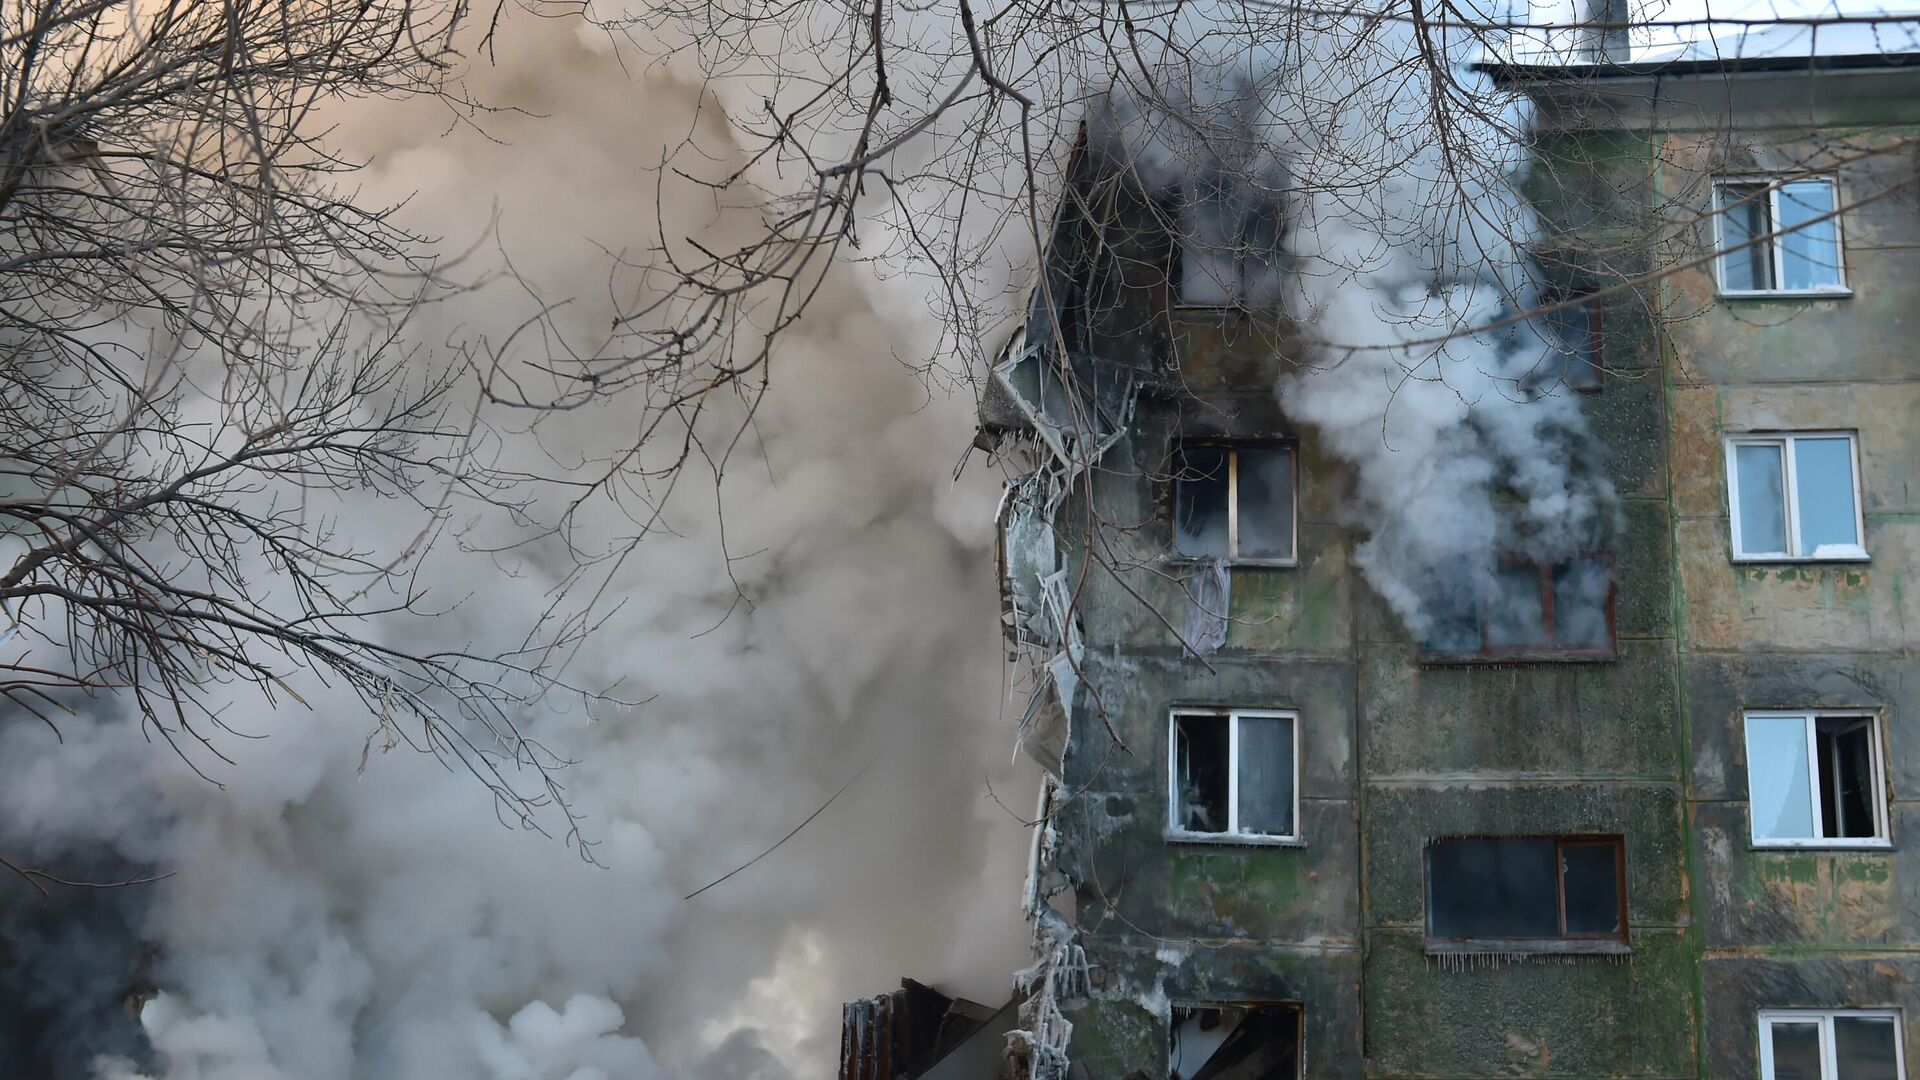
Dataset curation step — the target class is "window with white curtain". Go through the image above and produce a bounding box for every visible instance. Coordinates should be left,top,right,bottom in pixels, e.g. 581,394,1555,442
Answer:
1745,712,1888,847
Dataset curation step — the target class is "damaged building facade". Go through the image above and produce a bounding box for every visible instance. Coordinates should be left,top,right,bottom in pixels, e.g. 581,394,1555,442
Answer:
939,46,1920,1080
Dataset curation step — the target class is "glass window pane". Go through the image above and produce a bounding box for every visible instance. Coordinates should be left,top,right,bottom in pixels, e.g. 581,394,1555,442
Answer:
1236,449,1295,561
1748,716,1817,841
1816,717,1879,840
1486,564,1548,647
1427,837,1560,939
1174,447,1231,558
1794,437,1861,555
1561,842,1623,936
1721,185,1774,290
1834,1015,1899,1080
1173,714,1231,833
1768,1020,1824,1080
1236,715,1295,837
1552,559,1613,648
1736,443,1790,556
1778,180,1843,291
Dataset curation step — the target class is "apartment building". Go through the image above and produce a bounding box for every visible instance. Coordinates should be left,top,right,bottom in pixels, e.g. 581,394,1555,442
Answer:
951,43,1920,1080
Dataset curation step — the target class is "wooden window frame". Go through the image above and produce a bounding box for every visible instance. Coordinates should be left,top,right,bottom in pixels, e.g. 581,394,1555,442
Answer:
1422,555,1617,663
1424,834,1630,955
1169,442,1299,567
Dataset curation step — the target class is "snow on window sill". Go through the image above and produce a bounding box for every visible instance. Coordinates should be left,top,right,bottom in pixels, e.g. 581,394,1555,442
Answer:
1164,830,1305,849
1732,547,1870,564
1750,838,1893,851
1716,287,1852,300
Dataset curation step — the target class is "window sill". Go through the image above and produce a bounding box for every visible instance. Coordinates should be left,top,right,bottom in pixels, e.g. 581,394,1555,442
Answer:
1417,650,1617,668
1751,839,1893,851
1425,938,1630,957
1716,288,1852,300
1732,553,1871,565
1166,555,1299,570
1165,831,1305,849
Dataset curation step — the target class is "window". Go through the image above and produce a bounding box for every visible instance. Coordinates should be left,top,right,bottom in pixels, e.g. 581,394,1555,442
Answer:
1726,433,1867,561
1171,178,1283,308
1168,709,1298,842
1425,836,1627,949
1539,292,1604,393
1715,178,1847,295
1759,1010,1904,1080
1172,444,1296,564
1423,556,1614,659
1170,1003,1302,1080
1745,712,1888,847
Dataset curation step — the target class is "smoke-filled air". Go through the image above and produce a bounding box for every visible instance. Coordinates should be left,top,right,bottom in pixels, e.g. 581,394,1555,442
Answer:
0,0,1617,1075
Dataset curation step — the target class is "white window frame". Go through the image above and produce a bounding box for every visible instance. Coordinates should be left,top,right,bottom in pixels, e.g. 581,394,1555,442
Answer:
1758,1009,1906,1080
1166,708,1301,845
1724,432,1869,562
1713,176,1851,298
1744,711,1892,849
1172,444,1299,567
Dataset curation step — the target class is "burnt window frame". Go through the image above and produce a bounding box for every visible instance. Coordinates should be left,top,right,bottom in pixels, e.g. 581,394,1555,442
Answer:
1421,554,1618,663
1168,441,1299,567
1424,834,1630,955
1168,1001,1305,1080
1743,710,1892,850
1166,707,1302,847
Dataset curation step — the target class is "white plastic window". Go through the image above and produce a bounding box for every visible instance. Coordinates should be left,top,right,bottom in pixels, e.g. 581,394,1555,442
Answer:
1759,1010,1904,1080
1716,178,1848,295
1745,712,1889,848
1725,434,1867,561
1168,709,1299,842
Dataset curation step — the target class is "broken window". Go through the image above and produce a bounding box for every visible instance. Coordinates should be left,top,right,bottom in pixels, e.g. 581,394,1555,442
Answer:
1727,433,1867,561
1424,556,1614,659
1169,1004,1301,1080
1172,444,1295,563
1745,713,1888,847
1716,178,1847,295
1169,710,1298,841
1759,1010,1905,1080
1171,177,1283,309
1425,836,1627,946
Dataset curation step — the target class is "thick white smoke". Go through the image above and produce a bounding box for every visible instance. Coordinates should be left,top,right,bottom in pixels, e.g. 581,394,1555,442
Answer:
0,18,1034,1080
1099,3,1617,633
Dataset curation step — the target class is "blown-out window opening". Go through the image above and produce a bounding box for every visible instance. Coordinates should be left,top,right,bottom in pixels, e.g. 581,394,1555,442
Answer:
1169,1002,1303,1080
1171,443,1297,565
1422,555,1616,661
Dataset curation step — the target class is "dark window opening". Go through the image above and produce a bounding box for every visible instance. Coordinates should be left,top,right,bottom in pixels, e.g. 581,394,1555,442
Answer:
1426,836,1627,946
1537,291,1604,393
1817,717,1878,840
1169,178,1284,309
1171,444,1296,563
1423,556,1615,660
1170,1004,1301,1080
1173,713,1231,834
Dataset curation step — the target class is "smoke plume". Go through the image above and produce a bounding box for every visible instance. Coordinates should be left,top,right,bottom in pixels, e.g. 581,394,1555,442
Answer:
0,16,1033,1079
